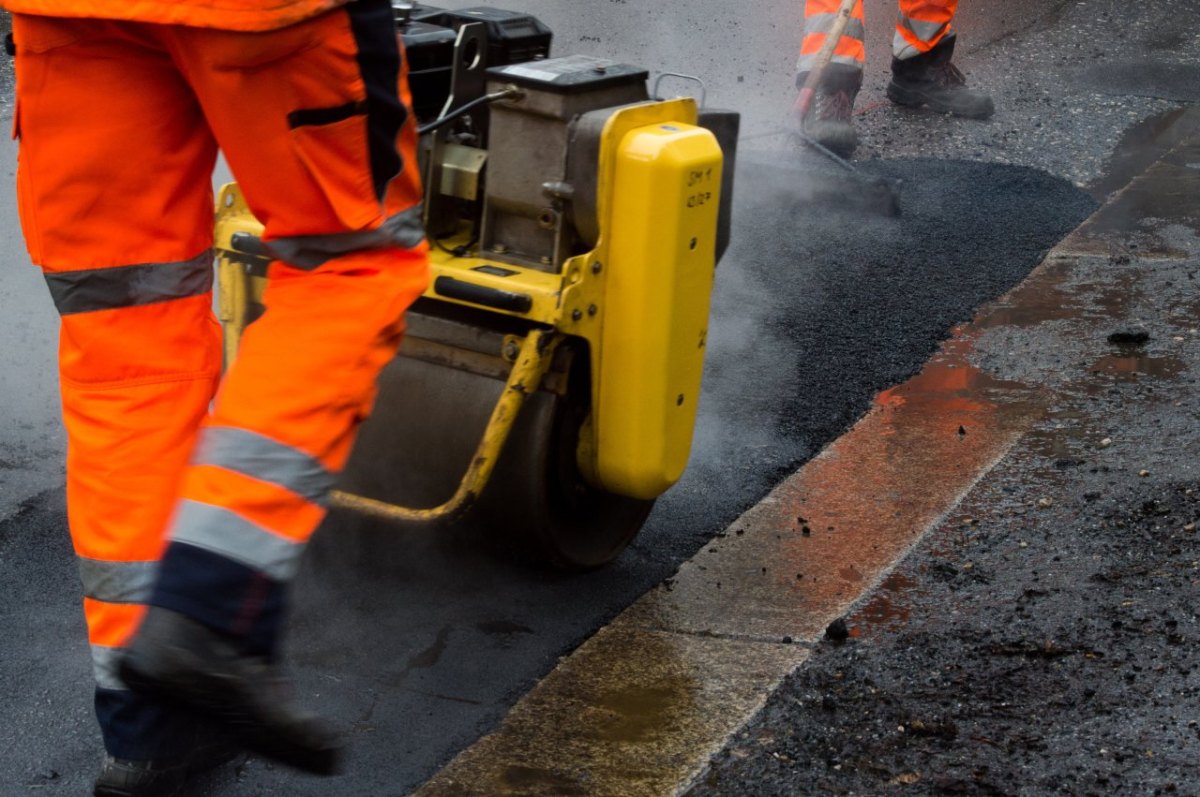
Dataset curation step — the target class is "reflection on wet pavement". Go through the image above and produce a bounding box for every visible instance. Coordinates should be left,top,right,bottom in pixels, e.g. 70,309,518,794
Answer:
1091,353,1186,381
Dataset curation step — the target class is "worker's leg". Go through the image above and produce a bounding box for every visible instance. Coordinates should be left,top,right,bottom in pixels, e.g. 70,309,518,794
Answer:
797,0,866,75
793,0,865,156
10,13,221,766
140,0,427,655
118,0,428,770
888,0,994,118
893,0,956,59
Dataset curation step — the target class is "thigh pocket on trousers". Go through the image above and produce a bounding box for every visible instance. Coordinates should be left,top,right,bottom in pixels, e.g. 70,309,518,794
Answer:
10,14,85,54
288,108,381,232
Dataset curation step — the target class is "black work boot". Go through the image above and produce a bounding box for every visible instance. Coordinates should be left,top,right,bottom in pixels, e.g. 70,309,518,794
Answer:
887,36,994,119
793,65,861,158
95,757,188,797
93,723,240,797
119,608,342,777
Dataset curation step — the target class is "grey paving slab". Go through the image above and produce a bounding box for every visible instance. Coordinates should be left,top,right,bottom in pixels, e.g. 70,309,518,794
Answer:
413,624,809,797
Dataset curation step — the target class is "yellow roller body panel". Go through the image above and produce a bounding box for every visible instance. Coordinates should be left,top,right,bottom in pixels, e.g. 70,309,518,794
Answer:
592,122,723,499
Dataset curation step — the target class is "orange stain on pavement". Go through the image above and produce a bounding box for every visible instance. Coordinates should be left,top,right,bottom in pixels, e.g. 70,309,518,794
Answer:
765,329,1040,630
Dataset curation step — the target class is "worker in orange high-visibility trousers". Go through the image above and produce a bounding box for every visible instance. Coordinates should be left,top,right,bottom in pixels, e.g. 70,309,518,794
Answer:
3,0,430,793
793,0,994,157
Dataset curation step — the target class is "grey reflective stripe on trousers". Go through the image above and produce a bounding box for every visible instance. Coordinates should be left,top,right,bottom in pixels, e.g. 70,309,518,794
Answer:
894,16,951,59
798,15,866,72
169,500,305,581
92,644,127,691
797,52,865,72
78,558,158,604
266,203,426,270
192,426,335,505
43,250,214,316
803,12,865,42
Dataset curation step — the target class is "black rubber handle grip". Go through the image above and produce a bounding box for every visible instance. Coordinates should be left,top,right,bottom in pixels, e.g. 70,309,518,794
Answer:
434,276,533,314
230,232,270,257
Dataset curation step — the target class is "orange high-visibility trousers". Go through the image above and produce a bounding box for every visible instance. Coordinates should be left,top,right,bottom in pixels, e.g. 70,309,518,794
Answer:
798,0,958,74
11,0,428,759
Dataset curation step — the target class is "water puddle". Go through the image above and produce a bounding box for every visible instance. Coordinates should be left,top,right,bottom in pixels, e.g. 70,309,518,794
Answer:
1091,353,1187,381
385,625,452,685
976,259,1081,329
854,571,918,635
586,683,691,744
476,620,536,636
500,765,588,795
1088,108,1200,201
1085,268,1143,322
838,565,865,584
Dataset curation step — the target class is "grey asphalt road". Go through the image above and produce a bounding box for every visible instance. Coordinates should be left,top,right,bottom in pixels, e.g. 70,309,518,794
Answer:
0,0,1189,795
0,133,63,520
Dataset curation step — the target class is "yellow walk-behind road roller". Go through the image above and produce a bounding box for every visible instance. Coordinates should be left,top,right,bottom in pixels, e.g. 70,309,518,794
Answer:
214,6,739,569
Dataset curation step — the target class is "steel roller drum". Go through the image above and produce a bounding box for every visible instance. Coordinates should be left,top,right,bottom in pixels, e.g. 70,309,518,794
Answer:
339,324,653,570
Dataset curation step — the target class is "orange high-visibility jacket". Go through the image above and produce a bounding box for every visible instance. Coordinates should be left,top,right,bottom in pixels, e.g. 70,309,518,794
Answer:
0,0,350,30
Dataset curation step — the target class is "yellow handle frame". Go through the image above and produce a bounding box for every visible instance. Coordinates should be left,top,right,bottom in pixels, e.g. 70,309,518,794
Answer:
329,328,559,523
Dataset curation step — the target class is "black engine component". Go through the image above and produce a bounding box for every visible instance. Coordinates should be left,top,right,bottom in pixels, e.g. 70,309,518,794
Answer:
397,4,553,125
399,21,459,122
413,7,552,67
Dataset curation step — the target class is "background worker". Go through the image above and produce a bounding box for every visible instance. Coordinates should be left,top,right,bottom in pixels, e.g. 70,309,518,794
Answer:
794,0,994,156
3,0,429,794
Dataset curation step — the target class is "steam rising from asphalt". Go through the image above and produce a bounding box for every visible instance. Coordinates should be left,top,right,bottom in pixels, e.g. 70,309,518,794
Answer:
421,0,818,492
685,229,811,492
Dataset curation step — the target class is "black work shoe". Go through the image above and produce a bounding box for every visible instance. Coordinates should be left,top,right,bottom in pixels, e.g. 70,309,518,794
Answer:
94,757,188,797
887,36,994,120
93,729,240,797
119,608,342,777
793,65,862,158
